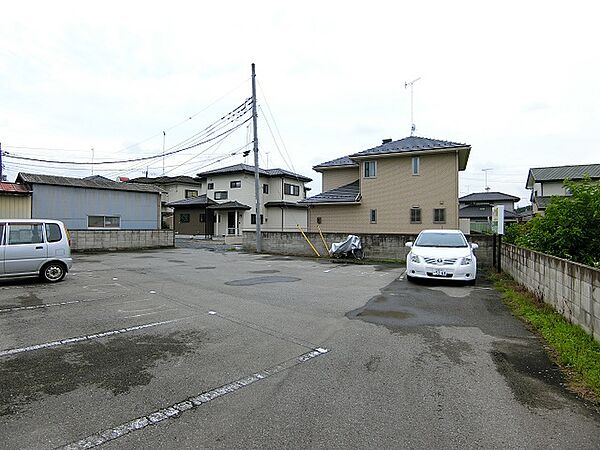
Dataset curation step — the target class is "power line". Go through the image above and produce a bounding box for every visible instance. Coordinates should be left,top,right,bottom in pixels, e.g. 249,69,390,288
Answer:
5,113,252,166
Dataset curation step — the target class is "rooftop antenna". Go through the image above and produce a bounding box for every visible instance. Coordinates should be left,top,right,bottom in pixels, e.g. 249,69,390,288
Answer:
405,77,421,136
162,131,166,175
91,148,94,176
482,168,493,191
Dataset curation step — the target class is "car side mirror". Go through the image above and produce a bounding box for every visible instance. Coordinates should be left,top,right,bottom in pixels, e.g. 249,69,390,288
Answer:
471,243,479,250
405,242,413,248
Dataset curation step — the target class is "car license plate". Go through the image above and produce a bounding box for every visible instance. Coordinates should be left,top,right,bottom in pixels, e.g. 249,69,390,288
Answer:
432,270,447,276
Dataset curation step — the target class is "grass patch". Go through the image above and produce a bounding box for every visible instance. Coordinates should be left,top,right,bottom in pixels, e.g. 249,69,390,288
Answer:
490,271,600,402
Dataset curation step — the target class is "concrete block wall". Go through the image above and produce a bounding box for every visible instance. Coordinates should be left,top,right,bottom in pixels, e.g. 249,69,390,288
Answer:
502,243,600,342
70,230,175,252
243,231,495,266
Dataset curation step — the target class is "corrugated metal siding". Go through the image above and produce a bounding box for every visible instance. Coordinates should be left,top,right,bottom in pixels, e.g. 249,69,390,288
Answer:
0,195,32,219
31,185,160,229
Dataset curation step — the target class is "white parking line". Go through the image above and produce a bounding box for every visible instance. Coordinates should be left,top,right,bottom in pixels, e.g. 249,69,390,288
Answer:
0,319,180,358
61,347,329,450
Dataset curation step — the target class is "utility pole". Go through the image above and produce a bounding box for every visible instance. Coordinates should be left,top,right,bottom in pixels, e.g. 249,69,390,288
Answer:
252,63,262,253
405,77,421,136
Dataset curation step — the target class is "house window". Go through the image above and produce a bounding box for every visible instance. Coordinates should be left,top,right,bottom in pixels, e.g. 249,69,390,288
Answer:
412,156,420,176
263,184,269,194
251,214,264,225
433,208,446,224
370,209,377,224
316,217,322,225
199,213,206,223
179,214,190,224
364,161,377,178
230,180,241,188
410,207,422,224
208,183,214,190
214,191,228,200
88,216,121,228
284,183,300,196
185,189,198,198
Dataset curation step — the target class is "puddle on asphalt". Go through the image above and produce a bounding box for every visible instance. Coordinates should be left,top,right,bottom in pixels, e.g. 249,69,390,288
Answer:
490,340,567,410
225,276,300,286
427,286,472,298
358,309,413,320
0,331,205,416
167,259,185,263
248,270,280,274
134,256,156,259
196,266,216,270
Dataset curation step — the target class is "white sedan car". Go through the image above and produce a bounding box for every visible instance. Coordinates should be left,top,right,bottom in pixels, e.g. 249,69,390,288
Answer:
405,229,478,284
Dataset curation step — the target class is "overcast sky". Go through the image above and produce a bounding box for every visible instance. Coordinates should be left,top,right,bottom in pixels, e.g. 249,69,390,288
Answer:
1,1,598,205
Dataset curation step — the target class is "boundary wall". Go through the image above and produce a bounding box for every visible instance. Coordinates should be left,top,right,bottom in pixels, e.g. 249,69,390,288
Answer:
70,230,175,252
242,231,494,266
502,243,600,342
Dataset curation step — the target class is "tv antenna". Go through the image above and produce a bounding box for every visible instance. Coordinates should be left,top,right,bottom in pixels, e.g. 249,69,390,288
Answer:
405,77,421,136
482,168,493,191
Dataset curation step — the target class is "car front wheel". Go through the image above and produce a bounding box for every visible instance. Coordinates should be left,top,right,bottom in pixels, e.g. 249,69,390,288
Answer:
40,262,66,282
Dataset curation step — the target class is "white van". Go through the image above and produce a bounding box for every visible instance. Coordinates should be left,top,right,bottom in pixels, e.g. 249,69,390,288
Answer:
0,219,73,282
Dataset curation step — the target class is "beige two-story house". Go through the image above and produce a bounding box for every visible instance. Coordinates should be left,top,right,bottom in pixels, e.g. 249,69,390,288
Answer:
301,136,471,233
165,164,311,237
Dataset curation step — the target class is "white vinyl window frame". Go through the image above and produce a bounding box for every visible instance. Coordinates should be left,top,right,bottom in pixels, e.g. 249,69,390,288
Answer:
412,156,420,176
364,160,377,178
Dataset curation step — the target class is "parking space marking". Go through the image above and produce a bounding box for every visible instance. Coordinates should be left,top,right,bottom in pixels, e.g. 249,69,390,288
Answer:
61,347,329,450
0,300,82,314
0,319,180,358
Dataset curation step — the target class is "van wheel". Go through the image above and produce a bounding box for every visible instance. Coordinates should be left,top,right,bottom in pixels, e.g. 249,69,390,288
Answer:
41,262,66,282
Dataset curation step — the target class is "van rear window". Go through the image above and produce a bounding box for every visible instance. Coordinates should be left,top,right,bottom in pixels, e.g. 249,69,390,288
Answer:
45,223,62,243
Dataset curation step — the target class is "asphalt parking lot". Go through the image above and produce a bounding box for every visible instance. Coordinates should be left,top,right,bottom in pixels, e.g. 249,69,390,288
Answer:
1,246,599,449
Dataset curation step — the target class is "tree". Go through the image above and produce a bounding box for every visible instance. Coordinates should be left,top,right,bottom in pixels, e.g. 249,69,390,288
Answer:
506,177,600,267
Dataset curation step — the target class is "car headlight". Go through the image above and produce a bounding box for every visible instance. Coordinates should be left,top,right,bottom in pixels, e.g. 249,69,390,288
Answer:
460,256,472,265
410,254,421,263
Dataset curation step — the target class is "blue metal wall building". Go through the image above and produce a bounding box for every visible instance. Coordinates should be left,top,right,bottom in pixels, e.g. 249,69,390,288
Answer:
17,173,161,230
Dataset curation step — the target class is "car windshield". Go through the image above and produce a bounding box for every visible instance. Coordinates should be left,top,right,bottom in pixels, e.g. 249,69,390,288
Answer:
415,232,467,248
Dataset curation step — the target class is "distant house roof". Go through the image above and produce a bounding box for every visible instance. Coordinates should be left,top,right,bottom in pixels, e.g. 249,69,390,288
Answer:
197,164,312,182
0,182,31,195
314,136,471,172
128,175,202,186
526,164,600,188
166,194,217,208
207,201,251,210
16,172,161,194
300,180,361,205
459,205,518,220
313,155,358,171
459,191,520,203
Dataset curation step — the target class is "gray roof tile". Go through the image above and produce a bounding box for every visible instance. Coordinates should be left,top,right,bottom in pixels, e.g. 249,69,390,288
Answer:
129,175,202,186
166,194,216,207
300,180,360,204
17,172,161,194
313,155,358,171
197,164,311,182
459,191,520,203
349,136,468,158
527,164,600,187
